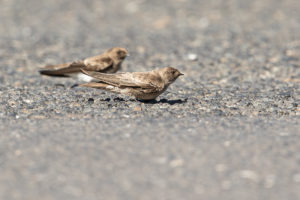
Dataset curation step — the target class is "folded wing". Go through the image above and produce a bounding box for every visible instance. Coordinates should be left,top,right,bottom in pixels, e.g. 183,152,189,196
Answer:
83,56,114,72
81,69,164,91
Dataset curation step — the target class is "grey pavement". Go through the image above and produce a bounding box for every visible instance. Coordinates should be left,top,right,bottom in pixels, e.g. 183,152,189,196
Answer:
0,0,299,199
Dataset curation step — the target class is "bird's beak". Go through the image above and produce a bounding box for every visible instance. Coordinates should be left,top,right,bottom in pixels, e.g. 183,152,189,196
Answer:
179,72,184,76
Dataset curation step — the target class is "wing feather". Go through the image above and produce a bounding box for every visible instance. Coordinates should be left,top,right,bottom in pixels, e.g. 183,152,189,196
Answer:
84,56,114,72
81,69,163,90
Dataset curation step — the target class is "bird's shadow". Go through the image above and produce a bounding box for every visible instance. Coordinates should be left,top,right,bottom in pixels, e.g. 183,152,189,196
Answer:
108,97,187,105
137,98,188,105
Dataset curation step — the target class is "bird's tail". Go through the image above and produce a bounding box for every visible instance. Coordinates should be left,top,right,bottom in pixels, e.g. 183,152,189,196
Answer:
80,82,121,94
39,62,85,77
80,82,109,89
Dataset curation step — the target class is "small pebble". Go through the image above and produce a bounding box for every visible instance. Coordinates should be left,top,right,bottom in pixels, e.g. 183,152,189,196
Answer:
264,174,276,188
187,53,198,61
169,159,184,168
133,106,142,111
293,173,300,183
240,170,259,182
215,164,227,172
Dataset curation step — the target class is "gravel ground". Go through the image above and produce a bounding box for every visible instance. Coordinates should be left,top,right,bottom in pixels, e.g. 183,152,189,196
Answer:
0,0,299,199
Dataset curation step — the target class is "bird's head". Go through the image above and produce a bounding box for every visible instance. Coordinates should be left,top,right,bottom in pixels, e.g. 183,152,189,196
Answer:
159,67,184,85
108,47,129,62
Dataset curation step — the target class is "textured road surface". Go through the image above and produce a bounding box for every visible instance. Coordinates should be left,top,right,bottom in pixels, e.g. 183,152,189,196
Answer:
0,0,300,199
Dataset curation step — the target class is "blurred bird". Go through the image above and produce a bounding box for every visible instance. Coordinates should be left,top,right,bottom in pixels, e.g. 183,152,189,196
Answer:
80,67,183,100
39,47,128,82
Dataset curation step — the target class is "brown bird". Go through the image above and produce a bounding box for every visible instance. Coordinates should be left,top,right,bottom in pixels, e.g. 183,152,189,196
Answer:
39,47,128,81
80,67,184,100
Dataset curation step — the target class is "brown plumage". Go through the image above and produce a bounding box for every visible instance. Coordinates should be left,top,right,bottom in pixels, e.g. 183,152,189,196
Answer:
80,67,183,100
39,47,128,78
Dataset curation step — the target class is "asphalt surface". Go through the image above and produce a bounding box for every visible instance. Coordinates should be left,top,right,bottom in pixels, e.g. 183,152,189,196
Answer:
0,0,299,199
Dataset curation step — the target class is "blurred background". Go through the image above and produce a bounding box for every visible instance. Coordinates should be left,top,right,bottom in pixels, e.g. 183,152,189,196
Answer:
1,0,299,81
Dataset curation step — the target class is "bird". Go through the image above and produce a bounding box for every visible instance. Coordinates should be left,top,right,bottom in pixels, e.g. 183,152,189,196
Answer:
39,47,128,82
80,67,183,100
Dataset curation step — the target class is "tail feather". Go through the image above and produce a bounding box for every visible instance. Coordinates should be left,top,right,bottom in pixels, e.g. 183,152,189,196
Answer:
80,82,110,89
39,62,85,76
80,82,120,93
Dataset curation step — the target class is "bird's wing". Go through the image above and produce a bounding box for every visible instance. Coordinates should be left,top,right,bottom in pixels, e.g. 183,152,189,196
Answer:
39,61,86,76
83,56,114,72
81,69,164,90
